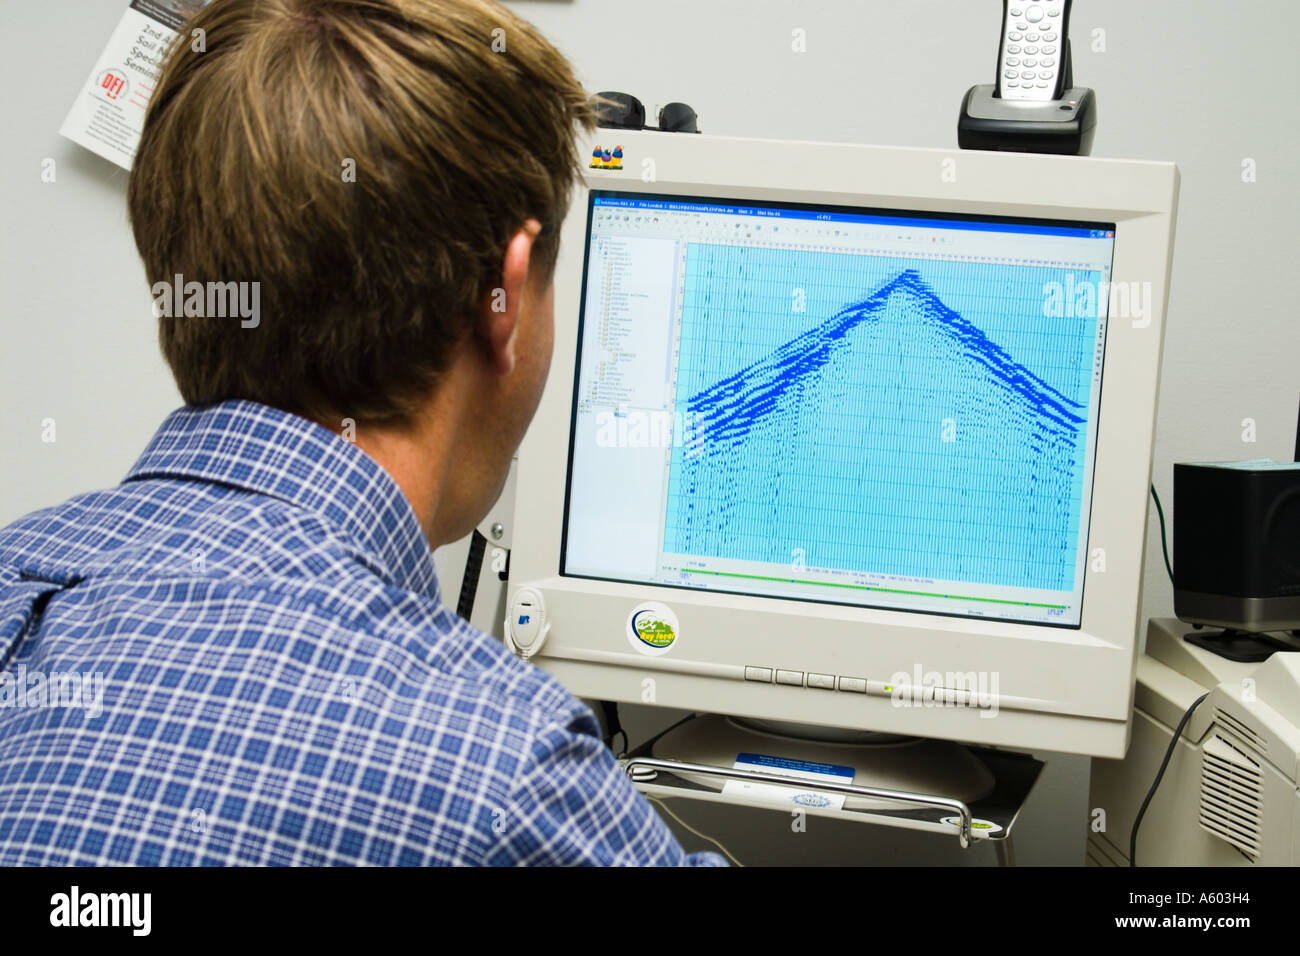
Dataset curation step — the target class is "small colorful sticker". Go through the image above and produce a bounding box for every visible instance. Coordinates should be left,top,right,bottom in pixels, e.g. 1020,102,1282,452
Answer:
589,144,624,169
792,792,834,808
626,602,678,656
940,815,1003,836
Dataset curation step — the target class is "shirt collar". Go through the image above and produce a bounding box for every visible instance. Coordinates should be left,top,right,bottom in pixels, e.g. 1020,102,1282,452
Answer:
124,399,441,603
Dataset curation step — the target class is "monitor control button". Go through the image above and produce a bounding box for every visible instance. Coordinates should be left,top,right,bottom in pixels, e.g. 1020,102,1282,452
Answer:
933,686,973,706
776,669,804,686
807,673,835,690
838,677,868,693
744,666,773,683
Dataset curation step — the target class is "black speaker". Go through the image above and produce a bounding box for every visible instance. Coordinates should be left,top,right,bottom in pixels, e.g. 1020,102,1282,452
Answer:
1174,461,1300,660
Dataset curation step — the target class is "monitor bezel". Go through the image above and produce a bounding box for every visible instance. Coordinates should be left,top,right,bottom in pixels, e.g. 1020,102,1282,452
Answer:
507,130,1179,758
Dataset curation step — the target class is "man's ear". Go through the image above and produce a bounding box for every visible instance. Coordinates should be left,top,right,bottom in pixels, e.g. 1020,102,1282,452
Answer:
479,219,543,377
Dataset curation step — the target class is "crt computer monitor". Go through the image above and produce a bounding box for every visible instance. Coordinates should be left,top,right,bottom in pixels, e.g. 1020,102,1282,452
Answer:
507,130,1179,758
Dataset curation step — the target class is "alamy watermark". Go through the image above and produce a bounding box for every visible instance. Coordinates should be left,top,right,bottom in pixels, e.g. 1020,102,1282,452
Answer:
50,885,150,936
0,665,104,719
1043,276,1152,328
151,272,260,328
595,406,704,456
889,664,999,718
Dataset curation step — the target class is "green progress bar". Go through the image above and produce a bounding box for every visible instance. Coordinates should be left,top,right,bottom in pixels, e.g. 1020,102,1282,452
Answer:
678,567,1067,610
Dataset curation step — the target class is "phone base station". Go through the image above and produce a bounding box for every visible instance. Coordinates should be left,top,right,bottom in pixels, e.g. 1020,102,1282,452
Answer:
958,85,1097,156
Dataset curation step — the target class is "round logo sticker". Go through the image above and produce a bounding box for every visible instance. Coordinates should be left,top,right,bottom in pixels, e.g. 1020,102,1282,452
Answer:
626,602,679,656
792,793,833,808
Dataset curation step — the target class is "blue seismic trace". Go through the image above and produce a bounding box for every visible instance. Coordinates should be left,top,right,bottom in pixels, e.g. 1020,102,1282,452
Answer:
663,249,1103,593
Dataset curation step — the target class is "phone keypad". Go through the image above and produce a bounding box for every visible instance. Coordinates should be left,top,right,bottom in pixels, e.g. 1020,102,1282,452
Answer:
1002,0,1067,98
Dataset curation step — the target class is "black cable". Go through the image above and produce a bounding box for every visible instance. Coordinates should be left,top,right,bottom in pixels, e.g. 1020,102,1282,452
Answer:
1150,483,1174,584
1129,691,1208,867
623,711,699,760
598,700,628,755
456,530,488,621
1294,388,1299,461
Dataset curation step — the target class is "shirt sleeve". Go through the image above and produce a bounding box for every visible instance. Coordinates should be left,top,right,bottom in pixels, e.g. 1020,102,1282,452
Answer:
484,705,728,867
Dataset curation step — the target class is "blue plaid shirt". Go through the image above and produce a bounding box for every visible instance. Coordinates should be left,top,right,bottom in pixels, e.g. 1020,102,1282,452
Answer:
0,400,722,866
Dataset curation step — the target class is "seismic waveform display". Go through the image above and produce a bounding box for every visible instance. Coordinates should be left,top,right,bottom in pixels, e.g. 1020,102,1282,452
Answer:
663,248,1103,593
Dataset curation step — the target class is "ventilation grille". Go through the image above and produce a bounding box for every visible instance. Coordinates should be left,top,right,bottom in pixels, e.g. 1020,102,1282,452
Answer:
1214,707,1265,754
1199,733,1262,859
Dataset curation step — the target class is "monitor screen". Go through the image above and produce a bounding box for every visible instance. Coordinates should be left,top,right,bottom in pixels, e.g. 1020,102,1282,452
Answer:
561,190,1117,627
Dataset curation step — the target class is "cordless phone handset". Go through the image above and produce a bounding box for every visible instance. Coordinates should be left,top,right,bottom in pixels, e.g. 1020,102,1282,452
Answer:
997,0,1072,101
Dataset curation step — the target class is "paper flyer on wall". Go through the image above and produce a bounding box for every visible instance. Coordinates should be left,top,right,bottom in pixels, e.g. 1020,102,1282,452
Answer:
59,1,210,170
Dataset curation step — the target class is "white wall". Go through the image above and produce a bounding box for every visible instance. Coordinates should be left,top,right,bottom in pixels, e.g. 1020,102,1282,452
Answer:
3,0,1297,865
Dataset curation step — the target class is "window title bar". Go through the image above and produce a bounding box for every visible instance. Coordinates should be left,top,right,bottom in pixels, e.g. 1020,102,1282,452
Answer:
592,194,1115,239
